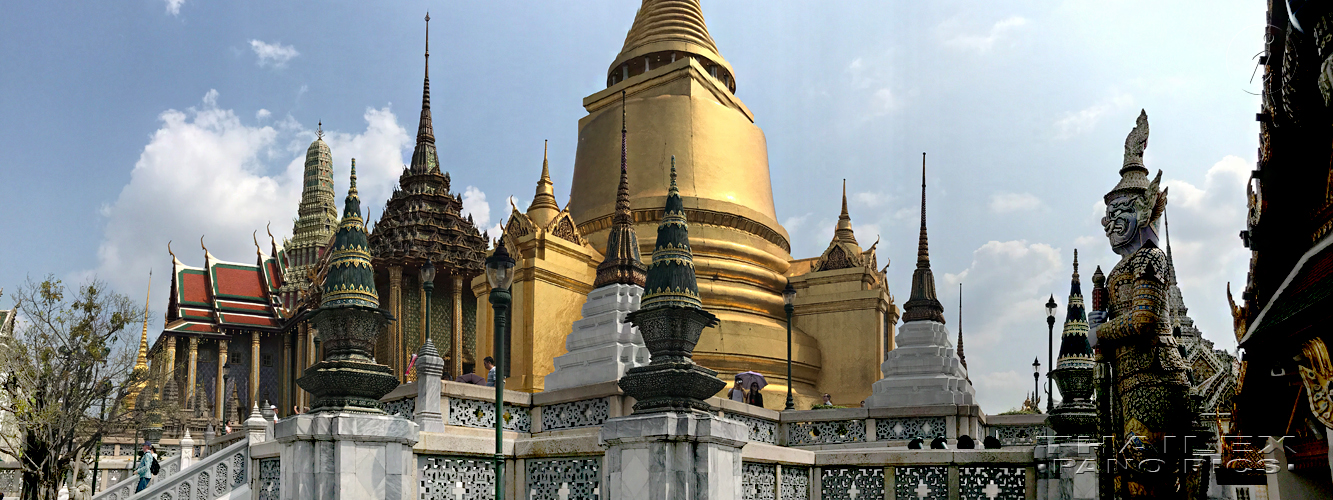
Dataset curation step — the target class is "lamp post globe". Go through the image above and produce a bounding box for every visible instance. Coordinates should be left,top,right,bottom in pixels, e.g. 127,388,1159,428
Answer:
484,241,515,500
782,281,797,410
1045,294,1057,412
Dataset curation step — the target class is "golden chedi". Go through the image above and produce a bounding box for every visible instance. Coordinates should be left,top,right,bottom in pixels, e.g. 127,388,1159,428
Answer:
568,0,823,406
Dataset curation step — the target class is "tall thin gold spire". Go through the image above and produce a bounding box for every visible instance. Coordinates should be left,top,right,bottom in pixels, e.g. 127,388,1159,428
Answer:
903,152,946,323
528,140,559,226
136,270,151,371
834,179,856,244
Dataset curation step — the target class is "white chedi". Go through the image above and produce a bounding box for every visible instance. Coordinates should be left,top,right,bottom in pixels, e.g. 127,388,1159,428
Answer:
865,319,975,407
544,284,650,392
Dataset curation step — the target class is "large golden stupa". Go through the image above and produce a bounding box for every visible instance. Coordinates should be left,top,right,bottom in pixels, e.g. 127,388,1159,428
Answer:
475,0,896,408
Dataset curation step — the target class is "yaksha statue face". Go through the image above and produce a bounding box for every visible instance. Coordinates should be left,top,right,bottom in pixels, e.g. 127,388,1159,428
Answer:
1103,194,1140,254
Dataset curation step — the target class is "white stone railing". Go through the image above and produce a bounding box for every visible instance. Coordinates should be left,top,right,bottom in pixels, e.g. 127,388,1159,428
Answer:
204,430,247,458
90,454,181,500
106,437,250,500
983,414,1052,447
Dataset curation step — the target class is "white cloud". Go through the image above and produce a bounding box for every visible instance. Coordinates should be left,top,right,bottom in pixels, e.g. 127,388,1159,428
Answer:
943,16,1029,53
972,371,1034,412
941,240,1063,412
461,186,504,241
871,88,897,115
255,109,271,121
249,40,300,68
851,191,891,208
1158,155,1251,352
87,90,409,321
165,0,184,16
848,58,870,90
1054,92,1134,139
989,192,1042,213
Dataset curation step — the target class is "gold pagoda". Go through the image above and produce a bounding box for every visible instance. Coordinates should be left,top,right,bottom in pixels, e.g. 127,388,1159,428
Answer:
473,0,898,408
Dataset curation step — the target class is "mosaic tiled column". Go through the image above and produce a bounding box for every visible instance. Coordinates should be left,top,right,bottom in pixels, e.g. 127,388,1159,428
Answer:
251,331,261,404
187,336,198,408
216,339,228,422
452,274,464,378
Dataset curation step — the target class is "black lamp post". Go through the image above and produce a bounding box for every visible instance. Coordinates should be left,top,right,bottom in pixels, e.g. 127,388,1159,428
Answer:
782,281,797,410
485,242,515,500
421,259,436,379
1045,294,1057,412
1032,357,1041,412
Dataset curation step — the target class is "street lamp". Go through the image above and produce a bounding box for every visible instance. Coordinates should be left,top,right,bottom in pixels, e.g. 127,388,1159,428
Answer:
1045,295,1057,412
782,281,797,410
1032,357,1041,413
420,259,436,380
485,241,515,500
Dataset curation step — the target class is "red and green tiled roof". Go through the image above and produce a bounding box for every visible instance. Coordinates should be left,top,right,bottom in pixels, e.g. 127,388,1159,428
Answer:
164,245,286,334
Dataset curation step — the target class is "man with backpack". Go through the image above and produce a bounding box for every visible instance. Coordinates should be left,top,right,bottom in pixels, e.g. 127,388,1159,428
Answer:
135,442,158,492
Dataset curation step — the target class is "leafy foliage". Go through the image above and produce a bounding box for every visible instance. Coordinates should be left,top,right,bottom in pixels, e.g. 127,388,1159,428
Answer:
0,276,143,499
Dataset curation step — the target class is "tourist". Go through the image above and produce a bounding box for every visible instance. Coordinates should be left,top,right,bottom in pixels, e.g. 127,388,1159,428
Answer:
456,364,486,385
822,393,832,406
484,357,497,387
746,381,764,407
135,442,157,492
727,376,746,402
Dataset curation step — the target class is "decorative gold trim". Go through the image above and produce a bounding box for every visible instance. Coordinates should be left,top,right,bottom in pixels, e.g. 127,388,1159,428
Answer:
578,207,790,253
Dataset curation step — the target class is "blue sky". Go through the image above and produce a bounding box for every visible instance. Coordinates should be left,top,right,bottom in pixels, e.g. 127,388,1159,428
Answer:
0,0,1264,412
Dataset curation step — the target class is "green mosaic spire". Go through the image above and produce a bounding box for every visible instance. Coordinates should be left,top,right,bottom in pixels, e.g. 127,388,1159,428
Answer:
641,157,702,310
321,160,379,309
1056,249,1093,369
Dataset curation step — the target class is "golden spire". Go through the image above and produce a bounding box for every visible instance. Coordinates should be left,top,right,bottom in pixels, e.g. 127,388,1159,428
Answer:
136,270,151,371
610,0,733,84
127,270,152,404
528,140,559,226
834,179,857,244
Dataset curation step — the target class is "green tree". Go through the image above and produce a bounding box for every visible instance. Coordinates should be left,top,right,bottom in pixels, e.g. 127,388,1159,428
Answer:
0,277,142,500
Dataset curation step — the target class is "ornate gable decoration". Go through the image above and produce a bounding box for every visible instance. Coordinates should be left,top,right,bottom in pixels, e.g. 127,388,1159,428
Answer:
504,206,536,240
548,208,585,246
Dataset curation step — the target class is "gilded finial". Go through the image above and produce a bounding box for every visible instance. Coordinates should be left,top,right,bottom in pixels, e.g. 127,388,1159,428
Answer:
200,235,208,253
349,159,358,196
1073,249,1079,277
167,240,176,260
253,230,262,256
841,179,848,218
317,120,323,139
669,155,678,194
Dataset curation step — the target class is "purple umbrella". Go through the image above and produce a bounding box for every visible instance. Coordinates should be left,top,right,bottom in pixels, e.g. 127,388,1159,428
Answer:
736,371,767,390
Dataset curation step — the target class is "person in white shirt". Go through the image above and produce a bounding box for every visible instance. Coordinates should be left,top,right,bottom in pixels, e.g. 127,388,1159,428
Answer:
727,376,747,402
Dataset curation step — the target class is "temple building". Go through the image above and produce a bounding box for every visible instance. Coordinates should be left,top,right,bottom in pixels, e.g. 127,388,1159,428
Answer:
145,236,289,426
473,0,897,408
366,15,489,383
1230,0,1333,494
